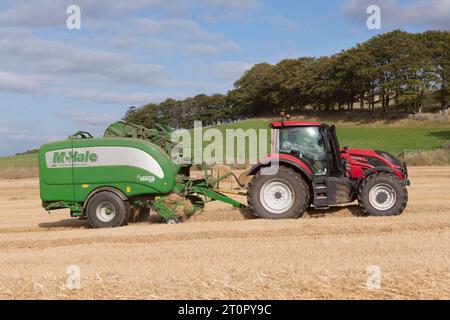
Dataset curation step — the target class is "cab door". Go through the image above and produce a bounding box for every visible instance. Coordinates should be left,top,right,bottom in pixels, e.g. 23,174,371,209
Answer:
328,125,344,176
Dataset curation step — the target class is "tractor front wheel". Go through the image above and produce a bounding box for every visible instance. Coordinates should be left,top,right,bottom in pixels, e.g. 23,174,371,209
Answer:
358,173,408,216
247,166,310,219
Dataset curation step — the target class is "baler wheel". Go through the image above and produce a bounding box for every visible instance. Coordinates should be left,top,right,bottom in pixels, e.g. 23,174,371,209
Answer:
86,191,130,228
165,216,179,224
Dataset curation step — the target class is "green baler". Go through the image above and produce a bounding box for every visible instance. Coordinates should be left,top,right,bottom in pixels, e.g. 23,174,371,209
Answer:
39,121,245,228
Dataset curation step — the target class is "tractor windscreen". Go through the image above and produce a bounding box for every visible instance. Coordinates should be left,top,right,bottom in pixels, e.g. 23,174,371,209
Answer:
277,126,327,175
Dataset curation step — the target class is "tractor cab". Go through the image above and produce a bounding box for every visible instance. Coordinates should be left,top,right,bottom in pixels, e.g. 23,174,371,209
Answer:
270,121,344,178
268,120,350,209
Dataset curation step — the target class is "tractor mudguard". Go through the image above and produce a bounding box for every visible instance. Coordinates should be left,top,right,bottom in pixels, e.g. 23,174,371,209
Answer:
83,186,128,210
246,157,313,181
350,166,396,198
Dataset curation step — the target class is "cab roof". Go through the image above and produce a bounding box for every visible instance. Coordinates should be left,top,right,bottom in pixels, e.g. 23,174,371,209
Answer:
270,121,321,128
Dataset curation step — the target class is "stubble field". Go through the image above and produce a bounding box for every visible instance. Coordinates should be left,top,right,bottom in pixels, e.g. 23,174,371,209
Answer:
0,166,449,299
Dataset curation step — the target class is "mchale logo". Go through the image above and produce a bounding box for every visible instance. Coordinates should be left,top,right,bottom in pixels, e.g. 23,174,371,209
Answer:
53,151,98,165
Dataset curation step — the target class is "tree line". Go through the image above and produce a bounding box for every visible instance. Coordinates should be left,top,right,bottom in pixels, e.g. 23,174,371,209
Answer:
125,30,450,129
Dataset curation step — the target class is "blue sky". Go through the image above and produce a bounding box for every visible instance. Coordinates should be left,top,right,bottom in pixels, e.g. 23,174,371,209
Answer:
0,0,449,156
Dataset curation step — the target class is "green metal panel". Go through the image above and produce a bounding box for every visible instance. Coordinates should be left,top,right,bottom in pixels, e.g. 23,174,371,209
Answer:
71,138,178,201
39,140,75,202
40,137,179,204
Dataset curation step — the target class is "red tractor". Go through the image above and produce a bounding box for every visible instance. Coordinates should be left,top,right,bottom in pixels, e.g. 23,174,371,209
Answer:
246,118,410,218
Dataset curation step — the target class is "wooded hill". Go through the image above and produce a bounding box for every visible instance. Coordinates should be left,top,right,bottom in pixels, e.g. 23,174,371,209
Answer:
125,30,450,129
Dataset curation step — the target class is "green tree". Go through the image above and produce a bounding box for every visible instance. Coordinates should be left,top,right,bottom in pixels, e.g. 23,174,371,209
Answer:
125,30,450,125
228,63,276,116
271,57,316,112
419,31,450,110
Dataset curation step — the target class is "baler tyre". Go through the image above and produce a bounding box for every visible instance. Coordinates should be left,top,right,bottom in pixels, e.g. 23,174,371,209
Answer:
358,173,408,216
86,192,130,228
247,166,310,219
165,216,179,224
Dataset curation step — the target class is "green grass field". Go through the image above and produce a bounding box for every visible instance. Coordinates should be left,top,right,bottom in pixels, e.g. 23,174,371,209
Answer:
0,119,449,171
335,125,449,154
0,153,38,168
212,119,450,156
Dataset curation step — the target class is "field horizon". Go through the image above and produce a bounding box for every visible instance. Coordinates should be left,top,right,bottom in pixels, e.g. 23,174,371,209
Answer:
1,115,449,179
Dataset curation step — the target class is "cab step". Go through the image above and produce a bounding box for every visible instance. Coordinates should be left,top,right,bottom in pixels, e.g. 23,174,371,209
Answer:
312,177,329,209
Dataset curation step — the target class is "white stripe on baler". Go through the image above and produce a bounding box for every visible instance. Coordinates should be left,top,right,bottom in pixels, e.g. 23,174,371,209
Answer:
45,146,165,179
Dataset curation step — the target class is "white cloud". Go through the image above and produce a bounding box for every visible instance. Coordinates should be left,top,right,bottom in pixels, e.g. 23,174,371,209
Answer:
187,41,241,55
0,0,262,28
0,124,64,155
135,17,222,41
0,0,260,155
0,71,40,93
0,29,167,86
343,0,450,29
57,109,117,125
182,60,253,93
0,0,67,27
67,89,187,104
0,126,35,142
200,0,262,21
205,61,253,81
0,0,186,28
265,15,299,32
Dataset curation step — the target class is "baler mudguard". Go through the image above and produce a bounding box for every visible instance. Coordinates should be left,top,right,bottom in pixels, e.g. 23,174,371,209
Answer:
82,186,128,210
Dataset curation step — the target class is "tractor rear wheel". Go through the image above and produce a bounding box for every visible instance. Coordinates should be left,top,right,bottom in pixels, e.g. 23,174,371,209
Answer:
247,166,310,219
86,191,130,228
358,173,408,216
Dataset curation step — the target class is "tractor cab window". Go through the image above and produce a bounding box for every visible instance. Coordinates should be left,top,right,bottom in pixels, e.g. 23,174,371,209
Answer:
277,126,327,176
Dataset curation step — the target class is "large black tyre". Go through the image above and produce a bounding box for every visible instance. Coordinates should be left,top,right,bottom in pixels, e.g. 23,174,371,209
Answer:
86,191,131,228
358,173,408,216
247,166,310,219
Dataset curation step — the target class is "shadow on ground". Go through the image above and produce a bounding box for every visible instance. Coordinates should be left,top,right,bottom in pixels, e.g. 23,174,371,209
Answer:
38,205,367,229
306,204,367,218
428,130,450,140
239,204,367,220
38,214,166,229
39,219,88,229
